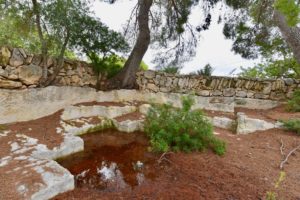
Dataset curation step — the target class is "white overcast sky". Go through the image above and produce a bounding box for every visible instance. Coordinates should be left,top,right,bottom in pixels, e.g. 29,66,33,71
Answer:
92,0,259,76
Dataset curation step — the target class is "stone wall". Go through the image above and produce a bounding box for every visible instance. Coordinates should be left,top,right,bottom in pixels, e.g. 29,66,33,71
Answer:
0,46,97,89
136,70,300,100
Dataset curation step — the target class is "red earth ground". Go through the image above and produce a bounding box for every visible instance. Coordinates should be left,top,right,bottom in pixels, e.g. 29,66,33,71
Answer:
53,128,300,200
2,102,300,200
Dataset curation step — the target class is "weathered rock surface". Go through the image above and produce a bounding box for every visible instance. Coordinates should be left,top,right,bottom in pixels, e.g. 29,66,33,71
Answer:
0,87,284,124
61,105,136,121
236,112,278,134
0,46,98,89
9,48,25,67
18,64,43,85
0,78,22,89
137,70,299,100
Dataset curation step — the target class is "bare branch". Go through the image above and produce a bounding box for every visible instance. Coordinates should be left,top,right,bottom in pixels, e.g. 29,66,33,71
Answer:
158,151,174,164
280,138,285,156
280,144,300,170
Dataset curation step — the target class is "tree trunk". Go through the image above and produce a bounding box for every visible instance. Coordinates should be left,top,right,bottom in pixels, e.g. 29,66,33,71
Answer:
44,31,70,86
273,10,300,64
108,0,153,89
32,0,48,84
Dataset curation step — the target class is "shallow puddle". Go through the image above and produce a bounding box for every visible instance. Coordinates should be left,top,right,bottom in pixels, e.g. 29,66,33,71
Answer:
56,129,157,192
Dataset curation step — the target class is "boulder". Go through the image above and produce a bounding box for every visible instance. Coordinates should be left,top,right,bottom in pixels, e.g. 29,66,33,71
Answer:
18,64,43,85
197,90,210,97
139,104,151,115
223,88,235,97
71,75,80,84
236,112,277,134
212,117,235,130
9,48,25,67
0,79,22,89
147,83,159,92
0,67,8,78
236,91,247,98
144,70,156,79
0,46,11,66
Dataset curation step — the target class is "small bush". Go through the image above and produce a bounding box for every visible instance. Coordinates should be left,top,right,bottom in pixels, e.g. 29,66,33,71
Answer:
144,96,226,155
282,119,300,135
0,124,7,131
286,90,300,112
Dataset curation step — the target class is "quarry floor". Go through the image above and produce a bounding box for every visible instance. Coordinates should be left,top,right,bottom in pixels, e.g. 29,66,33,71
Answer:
54,128,300,200
1,101,300,200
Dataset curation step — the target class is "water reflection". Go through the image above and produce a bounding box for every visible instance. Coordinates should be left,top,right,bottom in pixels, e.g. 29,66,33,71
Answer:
57,130,157,192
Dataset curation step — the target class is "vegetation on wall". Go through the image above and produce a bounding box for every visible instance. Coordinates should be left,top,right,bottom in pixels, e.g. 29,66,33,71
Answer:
286,90,300,112
144,96,226,155
239,58,300,79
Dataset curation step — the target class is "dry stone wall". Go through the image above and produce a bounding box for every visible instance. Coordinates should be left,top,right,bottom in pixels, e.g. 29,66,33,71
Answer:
0,46,97,89
136,70,300,100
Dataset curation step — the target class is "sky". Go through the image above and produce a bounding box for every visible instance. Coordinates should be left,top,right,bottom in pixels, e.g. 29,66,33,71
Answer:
92,0,260,76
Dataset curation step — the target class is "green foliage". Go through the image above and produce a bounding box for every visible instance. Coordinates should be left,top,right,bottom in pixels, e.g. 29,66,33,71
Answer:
161,66,181,74
282,119,300,135
266,191,277,200
274,0,300,26
0,124,7,131
286,90,300,112
239,58,300,79
265,171,286,200
196,64,214,76
144,96,226,155
89,53,148,79
0,14,41,53
224,0,297,61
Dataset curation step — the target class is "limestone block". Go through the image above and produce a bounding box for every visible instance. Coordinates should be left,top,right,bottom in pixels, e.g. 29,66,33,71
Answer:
254,93,269,99
144,70,156,79
236,91,247,98
0,79,22,89
18,64,42,85
262,82,272,94
71,75,80,84
212,117,235,130
0,86,98,124
139,104,151,115
113,119,144,132
25,54,34,64
160,87,171,92
147,83,159,92
284,78,294,86
197,90,210,97
223,88,235,97
270,92,286,100
61,105,137,121
9,48,25,67
30,160,74,200
211,90,222,96
0,67,8,78
236,112,277,134
235,98,278,110
31,55,42,66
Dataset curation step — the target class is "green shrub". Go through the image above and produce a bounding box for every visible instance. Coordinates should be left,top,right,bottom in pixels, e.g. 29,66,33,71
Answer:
144,96,226,155
282,119,300,135
286,90,300,112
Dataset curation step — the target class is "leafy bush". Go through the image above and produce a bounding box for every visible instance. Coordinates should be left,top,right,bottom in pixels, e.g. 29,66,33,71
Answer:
144,96,226,155
89,54,148,79
282,119,300,135
286,90,300,112
161,66,181,74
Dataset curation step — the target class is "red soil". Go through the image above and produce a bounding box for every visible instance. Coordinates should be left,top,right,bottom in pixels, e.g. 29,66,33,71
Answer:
53,129,300,200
